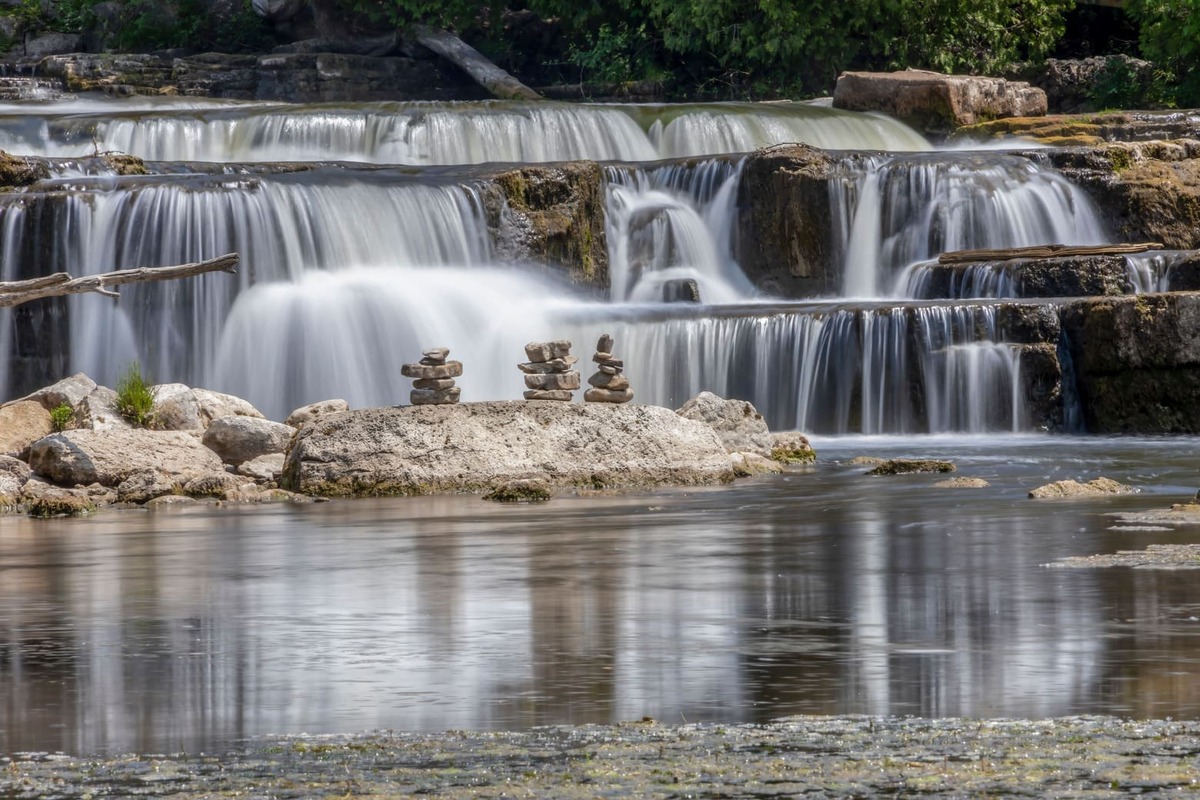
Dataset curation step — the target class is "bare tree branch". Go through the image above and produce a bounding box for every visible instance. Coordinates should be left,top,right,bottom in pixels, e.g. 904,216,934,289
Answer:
0,254,239,308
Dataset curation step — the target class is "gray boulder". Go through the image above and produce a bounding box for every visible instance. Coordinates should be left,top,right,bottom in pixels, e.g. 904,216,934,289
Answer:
676,391,772,456
252,0,306,21
238,452,286,483
156,388,265,431
202,415,294,465
0,454,30,503
75,386,132,431
22,373,97,411
29,429,225,487
281,401,734,497
285,398,349,428
22,32,83,59
117,470,181,504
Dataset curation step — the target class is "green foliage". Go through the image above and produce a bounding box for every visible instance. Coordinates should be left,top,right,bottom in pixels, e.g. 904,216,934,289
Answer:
1129,0,1200,107
332,0,489,32
566,22,658,84
114,362,157,428
49,403,74,432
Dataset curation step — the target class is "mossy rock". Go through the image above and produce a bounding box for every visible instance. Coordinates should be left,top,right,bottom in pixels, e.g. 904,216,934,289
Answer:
867,459,956,476
770,444,816,464
0,151,50,190
483,479,552,503
27,490,95,518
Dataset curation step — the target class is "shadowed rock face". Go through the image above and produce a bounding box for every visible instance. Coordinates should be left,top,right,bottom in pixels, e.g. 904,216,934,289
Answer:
281,401,736,497
832,71,1047,135
1061,292,1200,433
913,255,1131,299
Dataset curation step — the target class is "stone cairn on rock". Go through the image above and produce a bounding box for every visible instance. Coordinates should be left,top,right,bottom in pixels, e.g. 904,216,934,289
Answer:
520,340,580,400
585,333,634,404
401,347,462,405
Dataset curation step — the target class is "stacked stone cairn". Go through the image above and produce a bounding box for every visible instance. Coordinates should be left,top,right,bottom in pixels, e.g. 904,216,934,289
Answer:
520,340,580,400
401,347,462,405
585,333,634,404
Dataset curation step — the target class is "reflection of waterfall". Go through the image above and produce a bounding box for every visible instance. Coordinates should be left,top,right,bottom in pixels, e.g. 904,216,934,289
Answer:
832,154,1109,299
0,99,931,163
604,159,754,303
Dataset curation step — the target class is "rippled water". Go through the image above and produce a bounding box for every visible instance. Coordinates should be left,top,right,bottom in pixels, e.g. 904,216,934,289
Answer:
2,436,1200,756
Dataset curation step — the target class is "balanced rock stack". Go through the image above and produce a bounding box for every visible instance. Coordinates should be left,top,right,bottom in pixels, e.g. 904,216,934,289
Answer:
401,347,462,405
585,333,633,404
520,340,580,400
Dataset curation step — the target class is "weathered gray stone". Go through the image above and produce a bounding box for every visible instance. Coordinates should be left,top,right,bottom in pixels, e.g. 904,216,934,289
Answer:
0,400,52,457
412,378,457,390
518,357,577,374
587,372,630,390
0,454,30,501
1029,477,1138,499
730,451,783,477
22,373,97,411
75,387,132,432
524,341,572,362
833,70,1047,134
411,387,462,405
144,494,199,508
116,470,180,504
584,387,634,403
523,371,580,391
935,477,991,488
281,401,734,496
422,347,450,363
252,0,306,21
400,361,463,380
285,398,349,428
29,429,224,487
202,415,295,465
592,352,614,363
768,432,816,464
21,32,83,59
596,334,614,354
26,487,94,517
523,390,574,401
156,388,265,431
151,383,192,404
238,452,286,483
676,391,772,456
598,364,622,375
482,478,553,503
183,472,246,499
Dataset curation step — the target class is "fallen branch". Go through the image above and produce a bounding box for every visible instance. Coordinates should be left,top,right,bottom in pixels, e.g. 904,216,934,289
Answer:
412,25,542,101
938,243,1164,265
0,253,239,308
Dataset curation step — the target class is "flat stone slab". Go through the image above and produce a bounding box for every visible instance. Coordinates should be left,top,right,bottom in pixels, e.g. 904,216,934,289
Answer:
6,716,1200,797
281,401,734,497
833,70,1047,133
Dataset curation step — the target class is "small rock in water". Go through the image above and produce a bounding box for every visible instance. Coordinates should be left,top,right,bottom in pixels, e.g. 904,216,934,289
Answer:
1028,476,1138,499
584,387,634,403
524,372,581,391
867,459,956,476
850,456,884,466
410,387,461,405
523,389,575,401
934,477,990,489
400,361,464,380
483,478,553,503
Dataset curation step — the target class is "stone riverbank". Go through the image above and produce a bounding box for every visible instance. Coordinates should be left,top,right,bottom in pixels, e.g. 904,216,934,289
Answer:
3,716,1199,797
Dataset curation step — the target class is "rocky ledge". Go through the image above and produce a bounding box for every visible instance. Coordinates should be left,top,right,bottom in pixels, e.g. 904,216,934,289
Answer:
281,400,739,497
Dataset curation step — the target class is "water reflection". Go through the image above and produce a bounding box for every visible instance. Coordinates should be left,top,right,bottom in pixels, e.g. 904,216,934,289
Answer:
2,436,1200,755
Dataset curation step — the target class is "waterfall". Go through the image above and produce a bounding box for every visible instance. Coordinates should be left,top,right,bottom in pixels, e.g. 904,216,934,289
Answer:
832,154,1110,299
0,99,930,164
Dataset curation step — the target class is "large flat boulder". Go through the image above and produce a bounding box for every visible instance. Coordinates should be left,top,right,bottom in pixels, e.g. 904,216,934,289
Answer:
28,429,225,487
0,400,52,457
833,70,1046,134
281,401,735,497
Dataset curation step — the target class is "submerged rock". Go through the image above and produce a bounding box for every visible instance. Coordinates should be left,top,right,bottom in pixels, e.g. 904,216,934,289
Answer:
934,477,991,488
1028,476,1138,499
281,401,734,497
867,459,956,476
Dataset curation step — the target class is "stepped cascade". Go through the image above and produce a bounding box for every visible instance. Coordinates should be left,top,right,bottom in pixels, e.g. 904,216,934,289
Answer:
0,96,1126,433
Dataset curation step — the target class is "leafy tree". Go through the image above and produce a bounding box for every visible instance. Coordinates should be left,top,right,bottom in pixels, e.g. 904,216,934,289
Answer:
1128,0,1200,106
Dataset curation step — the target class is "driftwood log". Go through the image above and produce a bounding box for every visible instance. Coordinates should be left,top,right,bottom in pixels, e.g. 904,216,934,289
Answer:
0,253,239,308
412,25,542,101
938,243,1164,265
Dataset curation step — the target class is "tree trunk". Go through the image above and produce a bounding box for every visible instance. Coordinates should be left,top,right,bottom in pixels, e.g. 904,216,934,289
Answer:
938,243,1164,265
412,25,542,101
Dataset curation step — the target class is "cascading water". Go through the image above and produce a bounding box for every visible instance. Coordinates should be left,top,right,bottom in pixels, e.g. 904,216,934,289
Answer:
0,97,1114,434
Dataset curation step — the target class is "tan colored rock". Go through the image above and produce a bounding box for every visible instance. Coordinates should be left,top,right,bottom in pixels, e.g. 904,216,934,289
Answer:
286,398,350,428
183,472,245,499
0,400,52,457
117,470,180,504
769,432,815,464
281,401,734,497
0,454,30,505
1029,477,1138,499
29,429,225,487
935,477,991,489
156,388,265,431
26,487,94,517
833,70,1047,133
676,392,771,456
144,494,199,508
730,452,783,477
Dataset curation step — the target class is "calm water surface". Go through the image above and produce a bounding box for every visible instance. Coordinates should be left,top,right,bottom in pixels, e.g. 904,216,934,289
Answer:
3,435,1200,756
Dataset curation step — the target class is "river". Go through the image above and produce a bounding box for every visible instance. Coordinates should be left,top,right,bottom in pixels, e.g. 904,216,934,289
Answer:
3,435,1199,756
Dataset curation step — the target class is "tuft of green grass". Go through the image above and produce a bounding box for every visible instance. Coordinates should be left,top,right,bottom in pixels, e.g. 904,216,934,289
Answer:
114,362,157,428
49,402,74,432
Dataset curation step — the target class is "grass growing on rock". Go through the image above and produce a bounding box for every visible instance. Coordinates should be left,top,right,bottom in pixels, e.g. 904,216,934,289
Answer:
114,362,156,428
